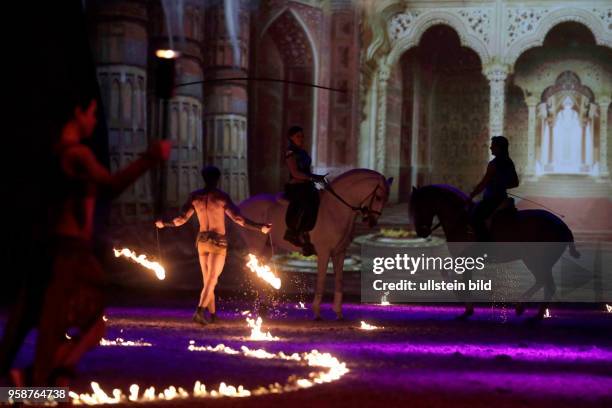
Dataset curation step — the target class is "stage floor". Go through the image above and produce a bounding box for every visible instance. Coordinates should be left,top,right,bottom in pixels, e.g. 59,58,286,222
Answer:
3,301,612,407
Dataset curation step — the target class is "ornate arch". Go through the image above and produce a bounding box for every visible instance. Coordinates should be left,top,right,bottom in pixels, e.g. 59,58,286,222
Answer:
258,7,318,63
386,10,490,68
256,6,320,163
506,8,612,67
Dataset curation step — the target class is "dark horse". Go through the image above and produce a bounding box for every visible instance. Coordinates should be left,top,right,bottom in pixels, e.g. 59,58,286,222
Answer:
410,185,580,319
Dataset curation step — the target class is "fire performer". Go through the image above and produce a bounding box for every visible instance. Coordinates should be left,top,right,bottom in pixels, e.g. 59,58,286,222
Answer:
9,94,171,387
156,166,271,325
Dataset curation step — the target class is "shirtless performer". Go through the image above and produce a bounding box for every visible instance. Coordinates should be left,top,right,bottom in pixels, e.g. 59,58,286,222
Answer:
25,96,170,386
156,166,271,325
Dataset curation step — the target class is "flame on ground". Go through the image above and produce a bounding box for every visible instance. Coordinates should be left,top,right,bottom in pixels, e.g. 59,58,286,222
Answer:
246,317,279,341
544,309,551,319
99,338,152,347
606,304,612,313
113,248,165,280
380,291,390,306
360,321,380,331
245,254,281,289
296,302,306,309
70,342,349,405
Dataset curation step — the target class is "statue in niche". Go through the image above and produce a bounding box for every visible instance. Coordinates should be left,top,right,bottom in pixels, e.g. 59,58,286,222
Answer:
551,97,582,173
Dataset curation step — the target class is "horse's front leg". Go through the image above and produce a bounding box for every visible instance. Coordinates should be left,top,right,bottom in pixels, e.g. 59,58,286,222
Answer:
457,269,474,320
312,252,330,321
331,251,345,320
535,270,555,320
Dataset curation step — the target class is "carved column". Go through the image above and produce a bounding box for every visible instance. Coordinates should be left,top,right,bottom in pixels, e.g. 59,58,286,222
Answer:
484,63,510,138
599,97,610,178
375,66,390,173
538,102,550,169
525,95,538,178
202,0,250,201
410,67,420,189
89,0,150,222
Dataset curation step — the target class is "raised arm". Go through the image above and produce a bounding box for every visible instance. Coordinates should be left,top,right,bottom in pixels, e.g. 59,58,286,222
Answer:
224,195,271,234
67,141,169,199
470,161,495,199
155,195,194,228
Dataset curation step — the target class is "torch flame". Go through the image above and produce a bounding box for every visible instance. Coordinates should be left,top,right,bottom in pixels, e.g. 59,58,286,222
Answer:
606,304,612,313
360,321,380,330
113,248,165,280
246,317,279,341
245,254,281,289
544,309,551,318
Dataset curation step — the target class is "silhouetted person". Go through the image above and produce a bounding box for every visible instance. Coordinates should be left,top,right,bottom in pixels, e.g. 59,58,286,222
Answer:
283,126,325,256
156,166,271,325
2,94,171,387
469,135,519,241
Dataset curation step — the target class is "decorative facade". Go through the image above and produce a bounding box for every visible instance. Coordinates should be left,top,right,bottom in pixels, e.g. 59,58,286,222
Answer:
85,0,610,237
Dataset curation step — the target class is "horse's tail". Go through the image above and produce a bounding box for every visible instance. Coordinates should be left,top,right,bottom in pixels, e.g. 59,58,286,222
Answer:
566,228,581,259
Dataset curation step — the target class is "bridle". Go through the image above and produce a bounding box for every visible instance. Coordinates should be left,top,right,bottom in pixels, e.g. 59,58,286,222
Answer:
416,195,472,235
322,180,383,220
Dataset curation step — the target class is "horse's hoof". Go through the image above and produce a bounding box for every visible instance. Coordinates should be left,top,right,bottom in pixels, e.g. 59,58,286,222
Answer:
335,314,344,321
515,304,526,316
456,309,474,321
313,315,323,321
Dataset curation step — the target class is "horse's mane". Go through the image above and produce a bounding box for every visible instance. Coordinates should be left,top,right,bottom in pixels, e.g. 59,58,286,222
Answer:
331,169,382,184
418,184,470,208
238,169,386,207
328,168,388,199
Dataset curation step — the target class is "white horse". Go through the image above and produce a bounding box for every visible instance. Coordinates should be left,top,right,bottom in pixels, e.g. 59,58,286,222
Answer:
239,169,392,319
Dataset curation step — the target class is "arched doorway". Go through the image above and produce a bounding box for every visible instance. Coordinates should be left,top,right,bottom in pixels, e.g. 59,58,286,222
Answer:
385,25,488,202
512,22,612,239
514,22,612,180
249,10,316,194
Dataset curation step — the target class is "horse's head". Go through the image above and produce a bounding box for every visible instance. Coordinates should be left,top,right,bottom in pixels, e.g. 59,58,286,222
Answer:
362,176,393,227
410,184,471,238
410,186,436,238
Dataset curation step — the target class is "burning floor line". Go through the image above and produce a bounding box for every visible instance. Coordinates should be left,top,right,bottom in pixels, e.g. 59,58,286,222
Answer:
70,341,349,405
99,338,152,347
360,321,381,331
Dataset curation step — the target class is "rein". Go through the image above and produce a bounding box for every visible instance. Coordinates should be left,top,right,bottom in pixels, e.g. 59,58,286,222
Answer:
322,181,382,218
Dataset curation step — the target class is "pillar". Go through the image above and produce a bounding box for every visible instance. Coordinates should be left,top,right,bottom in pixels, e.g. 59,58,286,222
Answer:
203,0,250,201
484,63,510,138
525,95,538,178
599,97,610,178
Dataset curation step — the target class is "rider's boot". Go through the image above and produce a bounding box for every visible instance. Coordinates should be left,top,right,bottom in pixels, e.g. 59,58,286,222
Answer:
301,233,317,256
283,229,303,247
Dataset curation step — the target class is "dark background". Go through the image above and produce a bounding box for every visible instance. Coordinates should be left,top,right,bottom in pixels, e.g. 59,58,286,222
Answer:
3,1,109,303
